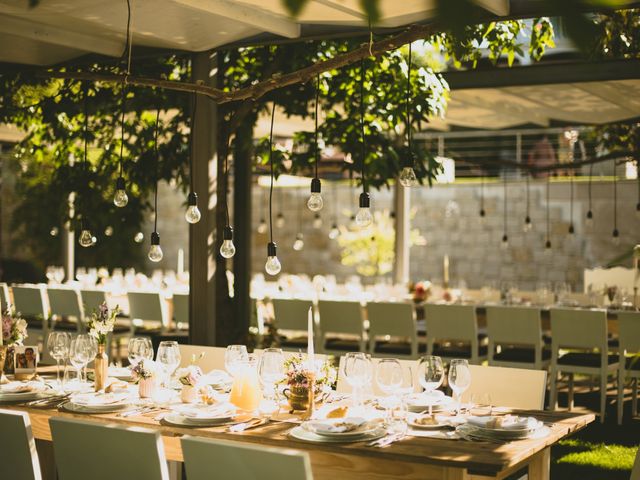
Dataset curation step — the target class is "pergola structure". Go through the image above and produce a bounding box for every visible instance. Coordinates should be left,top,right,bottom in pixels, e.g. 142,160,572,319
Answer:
1,0,639,346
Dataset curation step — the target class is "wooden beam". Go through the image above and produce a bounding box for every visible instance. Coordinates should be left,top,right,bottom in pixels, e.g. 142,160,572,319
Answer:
174,0,300,39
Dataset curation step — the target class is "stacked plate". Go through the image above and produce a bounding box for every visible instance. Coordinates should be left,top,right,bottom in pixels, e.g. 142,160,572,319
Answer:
200,370,232,391
405,391,455,413
164,403,247,427
291,417,386,443
0,381,50,402
63,392,131,413
457,415,549,441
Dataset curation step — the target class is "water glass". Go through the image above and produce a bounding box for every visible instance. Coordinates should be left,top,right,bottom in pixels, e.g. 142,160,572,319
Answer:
258,348,284,400
448,359,471,414
375,358,403,397
156,341,181,387
417,355,445,415
470,393,492,416
225,345,249,377
47,332,70,387
128,337,153,367
342,352,372,408
69,334,94,384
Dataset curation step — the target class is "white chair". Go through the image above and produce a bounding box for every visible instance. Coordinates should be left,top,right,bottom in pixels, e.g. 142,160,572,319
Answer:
463,365,548,410
178,345,227,371
79,289,107,314
424,304,486,365
128,291,169,333
271,299,314,351
486,306,549,370
0,282,11,309
549,308,617,423
46,287,84,333
0,409,42,480
181,436,313,480
367,302,421,359
11,285,50,361
317,300,366,354
49,417,169,480
172,292,189,328
617,311,640,424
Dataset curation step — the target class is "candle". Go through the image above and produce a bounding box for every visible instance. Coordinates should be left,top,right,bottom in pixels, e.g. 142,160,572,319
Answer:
177,248,184,276
307,307,314,370
443,254,450,287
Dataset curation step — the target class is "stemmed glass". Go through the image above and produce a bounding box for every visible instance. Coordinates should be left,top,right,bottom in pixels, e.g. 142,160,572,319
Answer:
448,359,471,414
69,335,93,385
258,348,284,411
128,337,153,367
375,358,403,418
225,345,249,377
47,332,70,388
417,355,445,415
342,352,372,409
156,341,181,388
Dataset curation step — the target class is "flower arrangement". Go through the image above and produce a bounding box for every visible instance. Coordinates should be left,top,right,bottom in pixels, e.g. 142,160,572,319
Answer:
131,359,158,383
177,365,203,387
1,306,28,346
86,302,120,345
281,353,336,390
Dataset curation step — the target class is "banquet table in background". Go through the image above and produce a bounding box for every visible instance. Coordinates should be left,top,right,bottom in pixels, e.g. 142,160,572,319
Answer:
4,403,594,480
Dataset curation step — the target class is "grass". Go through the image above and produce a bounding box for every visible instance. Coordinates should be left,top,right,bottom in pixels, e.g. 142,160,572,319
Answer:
555,439,637,470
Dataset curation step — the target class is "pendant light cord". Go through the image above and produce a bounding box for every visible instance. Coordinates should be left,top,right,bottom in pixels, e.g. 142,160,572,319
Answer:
480,174,484,212
224,138,230,227
613,163,618,230
82,83,89,228
546,176,550,241
153,109,160,233
405,42,412,164
570,173,574,226
525,173,530,218
588,162,593,212
503,174,507,235
190,93,197,193
268,101,276,244
314,74,320,180
359,58,366,193
118,84,126,177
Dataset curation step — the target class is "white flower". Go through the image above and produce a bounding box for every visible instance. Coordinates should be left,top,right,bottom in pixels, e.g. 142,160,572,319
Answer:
16,319,27,332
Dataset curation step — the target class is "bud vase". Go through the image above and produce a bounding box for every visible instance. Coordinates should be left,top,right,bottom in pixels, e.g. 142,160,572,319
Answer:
94,343,108,392
139,377,156,398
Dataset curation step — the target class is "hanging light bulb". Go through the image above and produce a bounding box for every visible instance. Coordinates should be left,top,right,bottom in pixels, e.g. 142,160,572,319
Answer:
636,203,640,219
568,223,575,235
479,208,486,225
113,176,128,207
293,233,304,251
257,218,268,234
79,227,94,248
523,216,532,233
329,223,340,240
585,210,594,230
104,226,113,237
185,192,201,224
313,213,322,229
275,212,285,229
355,192,373,228
612,228,620,246
265,242,281,276
148,232,163,262
307,178,323,212
134,232,144,243
545,239,552,253
220,226,236,259
501,234,509,250
50,227,59,237
399,166,417,187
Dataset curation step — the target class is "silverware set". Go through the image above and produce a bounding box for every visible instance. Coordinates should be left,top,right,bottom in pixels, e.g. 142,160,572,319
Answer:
366,431,407,448
23,394,71,408
117,406,165,418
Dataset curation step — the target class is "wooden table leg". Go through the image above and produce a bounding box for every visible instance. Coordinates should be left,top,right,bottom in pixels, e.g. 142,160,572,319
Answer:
527,447,551,480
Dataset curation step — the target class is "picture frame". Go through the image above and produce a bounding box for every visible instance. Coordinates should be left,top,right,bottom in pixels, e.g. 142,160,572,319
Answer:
13,345,38,380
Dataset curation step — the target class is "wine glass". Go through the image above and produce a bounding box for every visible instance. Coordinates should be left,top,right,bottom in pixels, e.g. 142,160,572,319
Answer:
85,336,98,382
258,348,284,400
375,358,403,396
225,345,249,377
54,267,65,284
69,335,93,384
448,359,471,414
342,352,372,408
156,341,181,387
417,355,445,416
46,266,56,284
128,337,153,367
47,332,70,388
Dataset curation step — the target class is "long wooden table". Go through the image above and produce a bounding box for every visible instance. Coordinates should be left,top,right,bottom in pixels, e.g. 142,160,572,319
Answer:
3,403,594,480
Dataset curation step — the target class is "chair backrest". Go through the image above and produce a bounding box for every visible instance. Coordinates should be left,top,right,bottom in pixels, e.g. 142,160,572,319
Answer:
49,417,169,480
0,409,42,480
367,302,415,338
271,299,313,332
486,306,542,346
0,282,11,309
464,365,547,410
173,293,189,325
424,304,477,342
11,285,48,319
318,300,364,337
79,290,107,317
618,311,640,355
47,287,84,320
550,308,608,351
128,291,168,327
181,436,313,480
336,356,418,395
178,345,227,371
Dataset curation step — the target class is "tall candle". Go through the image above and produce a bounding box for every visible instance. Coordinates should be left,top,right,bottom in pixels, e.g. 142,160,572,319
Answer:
307,307,314,370
177,248,184,276
443,254,450,287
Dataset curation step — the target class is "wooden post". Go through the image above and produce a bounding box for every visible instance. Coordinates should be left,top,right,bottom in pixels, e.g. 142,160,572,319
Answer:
393,182,410,286
188,51,218,346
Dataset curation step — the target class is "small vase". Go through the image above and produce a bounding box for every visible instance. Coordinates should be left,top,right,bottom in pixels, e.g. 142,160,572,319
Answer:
181,385,198,403
283,385,325,411
139,377,156,398
0,345,8,384
94,343,108,392
3,346,15,376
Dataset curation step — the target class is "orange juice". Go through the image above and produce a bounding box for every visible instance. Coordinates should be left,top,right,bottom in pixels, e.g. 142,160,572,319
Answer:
229,361,262,411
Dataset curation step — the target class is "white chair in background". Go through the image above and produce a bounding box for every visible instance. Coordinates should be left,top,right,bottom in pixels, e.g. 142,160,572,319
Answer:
0,409,42,480
317,300,366,354
79,289,107,314
172,292,189,328
486,306,549,370
49,417,170,480
0,282,11,309
178,345,227,371
367,302,421,359
271,299,314,351
424,304,487,365
464,365,548,410
181,436,313,480
617,311,640,424
11,284,50,361
549,308,617,423
128,291,169,334
46,286,84,333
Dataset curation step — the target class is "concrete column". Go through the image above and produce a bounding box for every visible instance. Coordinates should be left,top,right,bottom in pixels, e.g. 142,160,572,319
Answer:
189,51,218,346
394,182,410,285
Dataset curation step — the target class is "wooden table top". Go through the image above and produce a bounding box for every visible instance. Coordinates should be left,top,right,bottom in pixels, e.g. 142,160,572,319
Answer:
2,402,594,477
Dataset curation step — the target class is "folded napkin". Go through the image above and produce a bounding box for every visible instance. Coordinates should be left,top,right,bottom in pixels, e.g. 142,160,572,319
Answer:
71,392,129,406
201,370,232,385
0,382,41,394
175,403,235,419
306,417,367,434
468,415,539,431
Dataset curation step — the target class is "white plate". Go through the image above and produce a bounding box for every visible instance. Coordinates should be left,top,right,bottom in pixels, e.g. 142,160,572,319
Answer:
302,418,378,438
407,414,452,430
70,392,130,408
406,393,454,412
61,402,131,414
0,391,51,402
289,426,386,444
163,413,253,427
172,403,236,422
456,423,550,441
